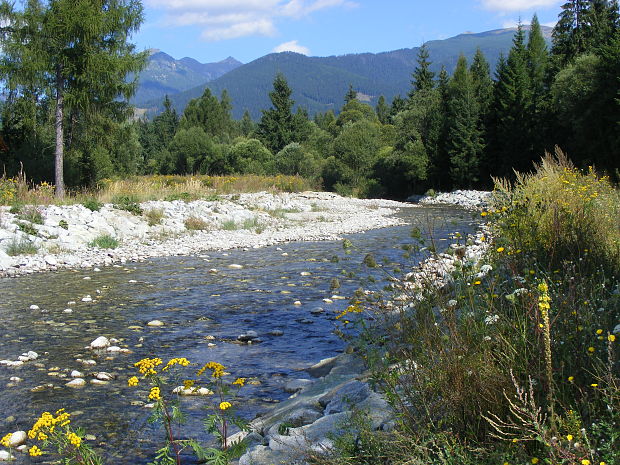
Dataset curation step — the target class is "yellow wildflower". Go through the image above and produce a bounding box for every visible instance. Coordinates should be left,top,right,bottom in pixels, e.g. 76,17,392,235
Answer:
183,379,195,389
0,433,11,448
609,334,616,342
37,432,48,441
148,387,161,400
596,329,603,335
66,431,82,447
134,357,163,376
582,461,591,465
532,458,539,464
198,361,225,378
568,376,574,382
591,383,598,387
588,347,595,353
162,357,191,371
219,401,232,410
567,434,573,441
474,280,481,285
497,247,505,253
29,445,43,457
128,376,139,387
233,378,246,386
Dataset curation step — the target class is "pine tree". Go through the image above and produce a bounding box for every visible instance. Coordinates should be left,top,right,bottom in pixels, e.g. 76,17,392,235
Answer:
375,96,390,125
445,55,483,186
583,0,620,49
256,73,296,153
410,43,435,98
527,14,550,156
181,88,233,140
239,110,254,136
0,0,146,196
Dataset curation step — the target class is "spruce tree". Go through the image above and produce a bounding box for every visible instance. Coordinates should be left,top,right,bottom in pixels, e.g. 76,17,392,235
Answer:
489,24,533,176
375,96,390,125
445,55,483,187
527,14,550,155
344,84,357,104
256,73,296,153
553,0,589,65
410,43,435,98
470,48,494,117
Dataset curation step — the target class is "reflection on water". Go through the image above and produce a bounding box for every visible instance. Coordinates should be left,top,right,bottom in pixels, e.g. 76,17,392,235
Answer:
0,206,478,463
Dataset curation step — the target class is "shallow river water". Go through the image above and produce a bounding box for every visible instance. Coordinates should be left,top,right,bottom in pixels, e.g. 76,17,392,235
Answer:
0,205,478,463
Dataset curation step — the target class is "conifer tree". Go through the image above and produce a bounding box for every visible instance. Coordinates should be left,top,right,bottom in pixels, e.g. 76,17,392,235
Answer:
445,55,483,186
256,73,296,153
375,96,390,125
344,84,357,104
410,43,435,98
553,0,589,65
470,48,494,117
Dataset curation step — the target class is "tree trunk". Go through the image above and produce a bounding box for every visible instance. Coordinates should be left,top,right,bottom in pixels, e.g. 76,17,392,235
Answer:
55,64,65,198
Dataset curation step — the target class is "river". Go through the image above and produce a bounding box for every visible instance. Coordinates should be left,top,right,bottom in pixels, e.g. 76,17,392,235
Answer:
0,205,478,463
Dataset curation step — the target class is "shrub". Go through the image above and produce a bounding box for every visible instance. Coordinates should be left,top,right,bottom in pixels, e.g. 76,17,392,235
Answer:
83,198,102,212
144,208,165,226
9,204,22,214
164,192,192,202
89,234,119,249
59,220,69,230
184,216,210,231
112,195,143,215
6,239,38,256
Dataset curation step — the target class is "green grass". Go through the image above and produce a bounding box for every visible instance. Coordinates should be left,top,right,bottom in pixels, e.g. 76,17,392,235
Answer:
89,234,119,249
83,198,102,212
6,239,39,256
112,195,143,215
17,206,44,224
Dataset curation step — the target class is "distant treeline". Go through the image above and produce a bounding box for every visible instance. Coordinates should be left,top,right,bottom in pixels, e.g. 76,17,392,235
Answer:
1,1,619,198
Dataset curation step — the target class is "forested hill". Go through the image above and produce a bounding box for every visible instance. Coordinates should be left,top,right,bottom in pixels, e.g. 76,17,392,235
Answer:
131,52,242,107
140,26,552,119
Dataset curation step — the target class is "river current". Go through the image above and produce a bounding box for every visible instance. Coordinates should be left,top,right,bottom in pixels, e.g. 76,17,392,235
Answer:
0,205,478,463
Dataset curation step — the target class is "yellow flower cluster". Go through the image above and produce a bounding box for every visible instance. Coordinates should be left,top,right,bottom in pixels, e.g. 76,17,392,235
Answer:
537,282,551,312
66,431,81,448
183,379,195,389
28,409,70,439
128,376,139,387
233,378,246,386
335,303,363,320
0,433,11,448
219,402,232,410
135,357,163,376
29,445,43,457
148,387,161,400
162,357,191,371
198,361,225,378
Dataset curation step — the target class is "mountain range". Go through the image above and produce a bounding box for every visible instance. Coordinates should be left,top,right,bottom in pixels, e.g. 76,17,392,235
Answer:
135,26,553,119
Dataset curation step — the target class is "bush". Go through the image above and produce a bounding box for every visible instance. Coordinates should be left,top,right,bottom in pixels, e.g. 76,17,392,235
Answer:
144,208,165,226
89,234,119,249
83,198,102,212
6,239,38,256
59,219,68,230
184,216,210,231
112,195,143,215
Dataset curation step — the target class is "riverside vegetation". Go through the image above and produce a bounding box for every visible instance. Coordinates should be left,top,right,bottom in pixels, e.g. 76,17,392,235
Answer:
310,152,619,465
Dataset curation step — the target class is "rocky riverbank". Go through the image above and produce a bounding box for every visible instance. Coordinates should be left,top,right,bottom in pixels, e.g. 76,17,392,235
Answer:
0,192,409,278
411,189,492,209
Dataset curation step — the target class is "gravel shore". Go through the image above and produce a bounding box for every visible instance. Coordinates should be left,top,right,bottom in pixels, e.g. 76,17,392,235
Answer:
0,192,410,278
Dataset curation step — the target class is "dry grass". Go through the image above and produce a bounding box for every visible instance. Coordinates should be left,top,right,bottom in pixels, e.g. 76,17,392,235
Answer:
0,174,319,207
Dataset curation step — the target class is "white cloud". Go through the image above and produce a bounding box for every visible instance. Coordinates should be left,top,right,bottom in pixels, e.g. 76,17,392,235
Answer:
480,0,560,12
272,40,310,55
146,0,358,41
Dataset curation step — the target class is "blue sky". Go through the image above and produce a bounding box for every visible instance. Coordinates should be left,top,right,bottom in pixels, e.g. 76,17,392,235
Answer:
135,0,564,64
